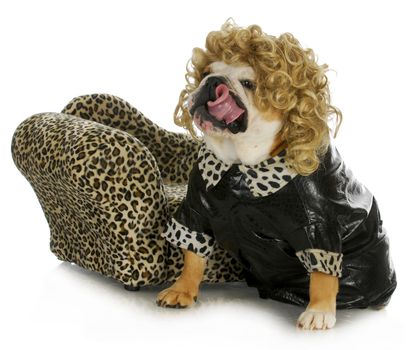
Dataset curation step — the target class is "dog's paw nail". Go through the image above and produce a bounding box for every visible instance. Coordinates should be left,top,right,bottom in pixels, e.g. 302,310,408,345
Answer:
194,296,197,302
297,310,336,330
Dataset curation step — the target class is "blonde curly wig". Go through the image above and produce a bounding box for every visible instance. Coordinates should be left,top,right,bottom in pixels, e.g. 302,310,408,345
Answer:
174,20,342,176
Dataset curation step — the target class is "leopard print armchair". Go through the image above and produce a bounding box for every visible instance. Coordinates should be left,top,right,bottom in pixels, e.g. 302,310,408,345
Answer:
11,94,244,290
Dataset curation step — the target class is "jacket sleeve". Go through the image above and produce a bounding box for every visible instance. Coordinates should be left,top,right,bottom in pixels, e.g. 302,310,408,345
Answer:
161,165,216,258
290,144,373,278
293,226,344,278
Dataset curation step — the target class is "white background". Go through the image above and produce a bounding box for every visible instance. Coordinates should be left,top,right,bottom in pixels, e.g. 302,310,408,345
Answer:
1,0,418,349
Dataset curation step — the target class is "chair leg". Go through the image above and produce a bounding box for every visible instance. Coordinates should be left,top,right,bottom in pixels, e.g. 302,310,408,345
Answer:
124,285,141,292
258,288,269,299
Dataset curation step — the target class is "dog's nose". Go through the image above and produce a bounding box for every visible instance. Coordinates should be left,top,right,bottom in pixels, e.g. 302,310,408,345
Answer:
205,76,228,101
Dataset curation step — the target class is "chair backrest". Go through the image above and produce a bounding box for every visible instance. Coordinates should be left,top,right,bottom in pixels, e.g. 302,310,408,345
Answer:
61,93,202,185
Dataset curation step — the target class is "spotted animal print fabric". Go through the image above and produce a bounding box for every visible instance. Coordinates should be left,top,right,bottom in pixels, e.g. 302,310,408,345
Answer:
11,94,244,289
197,142,298,197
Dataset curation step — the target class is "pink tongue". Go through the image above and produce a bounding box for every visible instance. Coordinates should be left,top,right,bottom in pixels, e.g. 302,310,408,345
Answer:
207,84,245,124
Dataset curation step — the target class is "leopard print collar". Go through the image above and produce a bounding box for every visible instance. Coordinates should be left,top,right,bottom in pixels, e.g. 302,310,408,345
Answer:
197,142,297,197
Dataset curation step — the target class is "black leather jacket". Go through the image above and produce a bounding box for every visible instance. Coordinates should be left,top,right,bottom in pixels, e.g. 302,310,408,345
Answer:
162,142,397,309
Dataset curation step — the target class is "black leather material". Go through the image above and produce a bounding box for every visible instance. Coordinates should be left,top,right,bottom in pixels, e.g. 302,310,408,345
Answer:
174,144,397,309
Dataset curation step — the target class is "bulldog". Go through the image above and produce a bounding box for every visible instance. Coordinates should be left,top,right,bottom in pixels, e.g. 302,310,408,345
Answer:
156,21,397,330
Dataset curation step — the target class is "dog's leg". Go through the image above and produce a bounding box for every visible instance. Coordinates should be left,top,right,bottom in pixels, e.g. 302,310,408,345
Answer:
297,271,339,330
156,249,206,308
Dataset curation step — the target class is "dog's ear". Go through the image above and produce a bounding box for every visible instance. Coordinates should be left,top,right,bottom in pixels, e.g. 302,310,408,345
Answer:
191,48,206,67
191,48,210,82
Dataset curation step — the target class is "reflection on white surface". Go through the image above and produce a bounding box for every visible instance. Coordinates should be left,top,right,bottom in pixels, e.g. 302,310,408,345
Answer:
1,259,405,350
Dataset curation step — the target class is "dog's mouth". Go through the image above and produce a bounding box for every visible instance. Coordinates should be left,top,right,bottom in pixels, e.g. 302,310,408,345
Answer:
189,81,248,134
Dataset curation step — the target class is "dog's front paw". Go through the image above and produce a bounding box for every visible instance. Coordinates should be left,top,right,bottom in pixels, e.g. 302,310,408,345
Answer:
297,309,336,330
156,285,198,309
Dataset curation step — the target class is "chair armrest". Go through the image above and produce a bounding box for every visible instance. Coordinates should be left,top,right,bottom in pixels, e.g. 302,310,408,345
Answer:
12,112,169,287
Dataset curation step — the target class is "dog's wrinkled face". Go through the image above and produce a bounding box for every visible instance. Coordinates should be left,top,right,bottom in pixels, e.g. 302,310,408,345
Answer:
188,61,283,165
188,61,255,135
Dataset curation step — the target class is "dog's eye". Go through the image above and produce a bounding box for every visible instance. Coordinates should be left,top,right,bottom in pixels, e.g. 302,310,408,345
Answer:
240,80,255,90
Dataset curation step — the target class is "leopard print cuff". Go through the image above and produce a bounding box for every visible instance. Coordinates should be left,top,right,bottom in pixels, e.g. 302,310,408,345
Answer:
296,249,343,277
162,218,215,258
